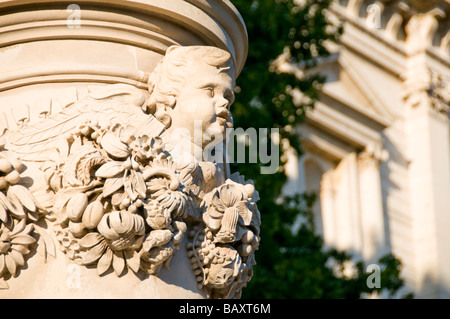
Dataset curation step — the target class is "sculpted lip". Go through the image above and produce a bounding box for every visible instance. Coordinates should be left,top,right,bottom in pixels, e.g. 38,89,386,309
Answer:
216,108,230,120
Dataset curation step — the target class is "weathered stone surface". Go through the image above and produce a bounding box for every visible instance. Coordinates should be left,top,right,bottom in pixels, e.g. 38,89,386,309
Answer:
0,1,258,299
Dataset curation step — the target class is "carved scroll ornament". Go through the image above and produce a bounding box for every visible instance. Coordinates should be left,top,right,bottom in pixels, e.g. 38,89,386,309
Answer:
0,46,260,299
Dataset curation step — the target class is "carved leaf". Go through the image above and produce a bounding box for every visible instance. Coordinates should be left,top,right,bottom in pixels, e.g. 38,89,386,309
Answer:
143,229,172,251
8,185,36,212
103,177,125,198
9,218,27,236
8,84,162,163
210,190,226,213
9,250,25,267
88,83,147,104
82,241,107,265
68,135,84,156
27,210,39,223
34,224,56,261
124,249,140,273
220,184,243,207
11,235,35,245
65,148,100,187
8,107,89,162
5,189,26,219
147,178,169,194
124,179,137,201
11,245,30,255
43,168,56,187
97,248,113,275
79,232,103,248
78,152,106,185
49,172,63,192
32,190,55,212
5,255,16,276
0,192,14,213
112,251,125,276
95,161,125,179
130,170,146,198
56,136,70,158
0,204,7,223
238,202,253,226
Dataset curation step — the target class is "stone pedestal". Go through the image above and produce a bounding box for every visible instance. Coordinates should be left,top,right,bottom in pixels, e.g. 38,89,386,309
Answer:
0,0,260,299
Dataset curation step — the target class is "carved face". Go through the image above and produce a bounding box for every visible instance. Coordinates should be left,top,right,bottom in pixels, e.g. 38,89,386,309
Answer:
166,59,235,149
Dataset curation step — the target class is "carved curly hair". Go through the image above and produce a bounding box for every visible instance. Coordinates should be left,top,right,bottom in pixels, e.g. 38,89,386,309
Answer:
146,45,233,129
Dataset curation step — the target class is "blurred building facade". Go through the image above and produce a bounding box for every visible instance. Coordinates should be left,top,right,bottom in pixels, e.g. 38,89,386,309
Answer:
284,0,450,298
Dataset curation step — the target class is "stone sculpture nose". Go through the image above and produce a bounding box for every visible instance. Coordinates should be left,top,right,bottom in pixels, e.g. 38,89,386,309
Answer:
216,96,230,110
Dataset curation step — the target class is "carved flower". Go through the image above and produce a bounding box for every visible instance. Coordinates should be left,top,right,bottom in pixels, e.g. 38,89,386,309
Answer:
95,158,147,202
129,135,163,162
202,183,253,243
94,127,163,203
0,220,35,288
98,123,162,164
0,185,41,224
145,156,189,220
0,151,40,224
54,223,82,263
79,211,144,276
146,177,189,220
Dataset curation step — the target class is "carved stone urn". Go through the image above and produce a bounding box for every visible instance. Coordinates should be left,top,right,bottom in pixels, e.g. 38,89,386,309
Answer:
0,0,260,299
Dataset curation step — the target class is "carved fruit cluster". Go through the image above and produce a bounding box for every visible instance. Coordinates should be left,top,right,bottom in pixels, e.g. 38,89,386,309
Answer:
186,175,261,299
1,79,262,298
44,121,195,277
0,139,46,289
38,118,261,299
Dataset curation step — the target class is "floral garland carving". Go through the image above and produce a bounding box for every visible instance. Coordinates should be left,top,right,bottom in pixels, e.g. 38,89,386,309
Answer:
186,174,260,299
35,116,260,298
39,119,195,276
0,84,261,299
0,138,50,289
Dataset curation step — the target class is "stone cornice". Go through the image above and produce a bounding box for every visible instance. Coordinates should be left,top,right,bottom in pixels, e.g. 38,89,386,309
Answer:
329,0,450,64
0,0,248,86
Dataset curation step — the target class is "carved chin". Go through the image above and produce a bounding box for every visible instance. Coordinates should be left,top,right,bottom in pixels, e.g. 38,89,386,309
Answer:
202,121,231,148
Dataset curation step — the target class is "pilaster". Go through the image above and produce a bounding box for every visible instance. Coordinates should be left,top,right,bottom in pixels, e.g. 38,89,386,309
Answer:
403,8,450,297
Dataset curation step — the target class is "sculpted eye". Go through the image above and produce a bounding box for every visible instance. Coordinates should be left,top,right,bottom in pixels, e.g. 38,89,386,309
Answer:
204,87,214,97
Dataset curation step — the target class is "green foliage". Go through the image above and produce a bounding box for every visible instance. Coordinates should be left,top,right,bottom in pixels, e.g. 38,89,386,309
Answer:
229,0,409,298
